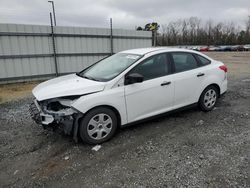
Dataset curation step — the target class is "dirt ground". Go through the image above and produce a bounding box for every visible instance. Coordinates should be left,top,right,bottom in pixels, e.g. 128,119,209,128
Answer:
0,82,39,104
0,52,249,187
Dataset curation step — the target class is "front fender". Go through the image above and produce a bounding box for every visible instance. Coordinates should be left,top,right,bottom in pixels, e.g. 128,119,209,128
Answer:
71,87,127,125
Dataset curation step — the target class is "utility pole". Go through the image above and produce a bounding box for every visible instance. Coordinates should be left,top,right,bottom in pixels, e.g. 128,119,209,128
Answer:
48,1,57,26
50,12,58,76
110,18,113,55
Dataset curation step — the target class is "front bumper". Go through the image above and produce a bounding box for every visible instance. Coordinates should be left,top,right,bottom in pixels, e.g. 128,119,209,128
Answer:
29,100,75,134
30,99,83,143
29,100,54,125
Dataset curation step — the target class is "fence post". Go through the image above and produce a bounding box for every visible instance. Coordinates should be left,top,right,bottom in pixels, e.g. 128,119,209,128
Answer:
155,30,157,46
110,18,113,55
152,31,154,46
50,12,59,76
152,30,157,47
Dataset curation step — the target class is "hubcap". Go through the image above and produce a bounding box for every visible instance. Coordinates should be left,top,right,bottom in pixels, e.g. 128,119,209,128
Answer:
204,89,217,108
87,113,113,140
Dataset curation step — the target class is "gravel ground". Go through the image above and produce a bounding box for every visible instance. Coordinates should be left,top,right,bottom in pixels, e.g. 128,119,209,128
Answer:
0,52,250,188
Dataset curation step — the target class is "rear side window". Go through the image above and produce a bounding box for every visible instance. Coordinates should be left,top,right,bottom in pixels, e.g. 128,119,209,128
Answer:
130,53,169,81
171,52,198,73
196,55,211,66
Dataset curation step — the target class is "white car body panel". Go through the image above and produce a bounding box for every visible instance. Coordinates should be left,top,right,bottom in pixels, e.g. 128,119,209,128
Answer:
32,47,228,127
125,75,174,122
33,74,105,101
71,86,128,125
172,68,205,108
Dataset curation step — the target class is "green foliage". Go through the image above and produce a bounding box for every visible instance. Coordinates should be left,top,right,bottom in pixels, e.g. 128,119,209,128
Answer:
137,22,160,31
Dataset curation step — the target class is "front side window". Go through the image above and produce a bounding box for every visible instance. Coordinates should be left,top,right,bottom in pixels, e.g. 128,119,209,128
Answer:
78,53,141,81
129,53,169,81
171,52,198,73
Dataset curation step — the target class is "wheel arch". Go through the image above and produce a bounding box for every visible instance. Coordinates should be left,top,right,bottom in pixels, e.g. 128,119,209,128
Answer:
200,83,221,100
208,83,221,97
82,105,122,128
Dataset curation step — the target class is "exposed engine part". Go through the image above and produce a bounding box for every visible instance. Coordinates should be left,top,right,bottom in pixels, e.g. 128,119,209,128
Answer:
47,101,67,111
39,98,77,116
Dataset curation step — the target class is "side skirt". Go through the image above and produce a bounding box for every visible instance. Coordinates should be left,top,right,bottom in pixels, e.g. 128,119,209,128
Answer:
121,103,198,128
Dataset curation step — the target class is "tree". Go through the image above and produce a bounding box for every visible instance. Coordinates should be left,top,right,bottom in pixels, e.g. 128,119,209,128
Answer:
246,16,250,43
136,26,143,31
157,16,250,46
189,17,200,44
143,23,160,31
181,19,188,45
144,23,151,31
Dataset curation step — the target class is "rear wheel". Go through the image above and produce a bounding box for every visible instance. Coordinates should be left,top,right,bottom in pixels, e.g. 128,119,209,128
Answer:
79,107,117,144
199,86,218,111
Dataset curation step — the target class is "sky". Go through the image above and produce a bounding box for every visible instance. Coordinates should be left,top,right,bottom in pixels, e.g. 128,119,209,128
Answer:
0,0,249,30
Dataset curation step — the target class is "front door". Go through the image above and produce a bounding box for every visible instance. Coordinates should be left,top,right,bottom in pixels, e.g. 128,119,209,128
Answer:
125,53,174,123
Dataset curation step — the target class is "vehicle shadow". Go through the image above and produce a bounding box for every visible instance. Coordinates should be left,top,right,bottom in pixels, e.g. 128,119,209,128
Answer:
119,105,201,132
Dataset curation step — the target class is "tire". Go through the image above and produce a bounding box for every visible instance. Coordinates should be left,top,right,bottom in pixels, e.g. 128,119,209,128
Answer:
79,107,118,144
199,85,219,112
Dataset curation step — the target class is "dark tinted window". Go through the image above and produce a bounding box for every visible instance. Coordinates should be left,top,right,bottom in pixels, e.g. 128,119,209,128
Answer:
171,52,198,72
196,55,211,66
130,53,169,80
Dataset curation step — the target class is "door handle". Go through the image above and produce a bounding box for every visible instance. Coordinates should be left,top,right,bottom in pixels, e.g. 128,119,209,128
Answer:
197,73,205,77
161,81,171,86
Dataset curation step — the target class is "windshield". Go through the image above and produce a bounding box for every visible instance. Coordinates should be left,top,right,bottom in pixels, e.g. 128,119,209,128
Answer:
77,53,142,81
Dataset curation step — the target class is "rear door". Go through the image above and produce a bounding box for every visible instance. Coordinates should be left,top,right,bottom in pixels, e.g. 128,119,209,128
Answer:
124,53,175,123
169,52,207,109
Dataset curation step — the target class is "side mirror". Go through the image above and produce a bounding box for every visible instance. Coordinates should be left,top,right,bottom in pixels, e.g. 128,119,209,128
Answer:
125,73,144,85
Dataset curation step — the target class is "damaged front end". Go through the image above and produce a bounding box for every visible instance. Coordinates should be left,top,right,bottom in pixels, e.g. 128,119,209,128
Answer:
29,97,83,142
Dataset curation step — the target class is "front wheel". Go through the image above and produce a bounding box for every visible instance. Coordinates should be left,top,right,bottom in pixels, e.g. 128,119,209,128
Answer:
79,107,118,144
199,86,218,112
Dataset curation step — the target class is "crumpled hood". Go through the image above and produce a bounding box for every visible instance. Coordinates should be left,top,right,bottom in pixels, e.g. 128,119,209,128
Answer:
32,74,106,101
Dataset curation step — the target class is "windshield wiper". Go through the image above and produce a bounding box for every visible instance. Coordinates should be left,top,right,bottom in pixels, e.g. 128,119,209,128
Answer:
76,72,83,78
76,73,100,81
85,76,101,81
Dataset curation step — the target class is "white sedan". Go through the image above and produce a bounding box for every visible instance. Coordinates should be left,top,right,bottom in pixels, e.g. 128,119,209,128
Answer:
31,47,227,144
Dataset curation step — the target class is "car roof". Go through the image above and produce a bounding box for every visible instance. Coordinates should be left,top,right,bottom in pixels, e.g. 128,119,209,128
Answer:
120,47,196,55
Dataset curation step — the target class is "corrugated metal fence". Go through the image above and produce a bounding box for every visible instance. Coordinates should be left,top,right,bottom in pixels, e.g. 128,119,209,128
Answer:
0,23,152,83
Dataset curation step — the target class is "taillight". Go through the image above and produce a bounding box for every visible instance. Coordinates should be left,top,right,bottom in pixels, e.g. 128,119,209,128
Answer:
219,65,227,73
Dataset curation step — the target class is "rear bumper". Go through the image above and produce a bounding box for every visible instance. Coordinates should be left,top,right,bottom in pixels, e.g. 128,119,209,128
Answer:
220,77,227,95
